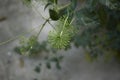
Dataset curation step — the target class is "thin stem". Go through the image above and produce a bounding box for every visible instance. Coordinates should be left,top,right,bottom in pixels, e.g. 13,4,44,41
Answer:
70,18,75,25
0,2,50,46
63,16,69,28
37,19,49,37
0,24,42,46
48,21,56,30
58,2,71,10
60,15,69,37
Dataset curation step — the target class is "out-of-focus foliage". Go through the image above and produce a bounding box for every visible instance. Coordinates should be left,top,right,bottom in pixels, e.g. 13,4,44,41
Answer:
72,0,120,62
22,0,32,6
14,0,120,72
14,36,49,56
14,35,63,71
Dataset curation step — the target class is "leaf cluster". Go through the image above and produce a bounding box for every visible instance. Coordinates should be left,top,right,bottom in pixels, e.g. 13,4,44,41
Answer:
14,36,48,56
72,0,120,61
19,0,120,62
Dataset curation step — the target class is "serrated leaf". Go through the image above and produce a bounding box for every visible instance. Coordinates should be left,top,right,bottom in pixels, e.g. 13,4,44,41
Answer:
49,9,60,20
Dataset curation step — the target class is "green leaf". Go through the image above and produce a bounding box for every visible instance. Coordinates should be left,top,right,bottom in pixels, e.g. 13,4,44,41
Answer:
48,30,71,49
28,36,37,46
49,9,60,20
44,3,52,11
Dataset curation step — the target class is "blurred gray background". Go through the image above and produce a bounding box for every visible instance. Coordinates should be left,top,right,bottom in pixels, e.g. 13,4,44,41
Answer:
0,0,120,80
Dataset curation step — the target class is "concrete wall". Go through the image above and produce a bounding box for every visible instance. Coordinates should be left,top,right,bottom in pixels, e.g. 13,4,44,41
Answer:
0,0,120,80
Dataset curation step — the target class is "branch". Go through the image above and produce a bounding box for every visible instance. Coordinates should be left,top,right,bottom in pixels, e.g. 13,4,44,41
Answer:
37,19,49,37
0,24,42,46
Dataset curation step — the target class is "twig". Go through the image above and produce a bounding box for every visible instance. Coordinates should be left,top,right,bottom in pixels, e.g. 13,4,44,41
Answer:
48,21,56,30
0,24,42,46
36,19,49,37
